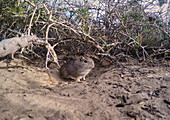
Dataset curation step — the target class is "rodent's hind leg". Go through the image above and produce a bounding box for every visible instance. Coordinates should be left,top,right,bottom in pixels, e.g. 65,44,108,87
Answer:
82,76,86,80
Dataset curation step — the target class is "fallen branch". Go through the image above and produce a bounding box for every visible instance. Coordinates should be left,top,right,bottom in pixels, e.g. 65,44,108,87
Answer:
0,35,37,58
0,35,61,68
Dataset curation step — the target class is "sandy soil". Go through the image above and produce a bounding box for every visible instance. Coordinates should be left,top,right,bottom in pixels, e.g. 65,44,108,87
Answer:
0,59,170,120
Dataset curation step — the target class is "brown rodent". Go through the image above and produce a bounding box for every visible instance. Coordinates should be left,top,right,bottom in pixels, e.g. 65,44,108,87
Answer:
59,56,94,82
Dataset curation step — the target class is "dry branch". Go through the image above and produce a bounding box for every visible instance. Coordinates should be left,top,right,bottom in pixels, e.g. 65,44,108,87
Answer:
1,0,169,65
0,35,37,58
0,35,60,68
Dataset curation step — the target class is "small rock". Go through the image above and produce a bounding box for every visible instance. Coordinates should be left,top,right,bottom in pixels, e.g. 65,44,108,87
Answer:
126,111,137,118
116,103,125,107
101,58,112,66
105,81,112,85
163,100,170,105
160,85,167,88
122,95,127,103
136,90,142,93
21,72,24,74
86,112,93,116
137,98,148,104
109,94,116,99
28,115,33,118
145,118,154,120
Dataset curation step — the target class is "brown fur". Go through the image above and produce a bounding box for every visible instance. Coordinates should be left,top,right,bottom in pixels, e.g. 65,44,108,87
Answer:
59,57,94,82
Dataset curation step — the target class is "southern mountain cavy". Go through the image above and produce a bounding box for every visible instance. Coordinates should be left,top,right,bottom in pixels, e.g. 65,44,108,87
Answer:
59,56,94,82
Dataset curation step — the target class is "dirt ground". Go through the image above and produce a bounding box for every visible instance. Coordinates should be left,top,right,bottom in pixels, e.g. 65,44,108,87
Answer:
0,58,170,120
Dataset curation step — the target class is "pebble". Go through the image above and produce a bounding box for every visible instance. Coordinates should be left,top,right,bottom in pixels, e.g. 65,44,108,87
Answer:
116,103,125,107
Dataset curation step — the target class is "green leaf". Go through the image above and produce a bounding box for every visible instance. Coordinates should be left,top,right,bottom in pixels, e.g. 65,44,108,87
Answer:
165,52,169,55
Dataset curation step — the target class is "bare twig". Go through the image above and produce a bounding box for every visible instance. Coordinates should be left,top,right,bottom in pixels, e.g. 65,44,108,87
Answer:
24,0,35,7
28,6,37,35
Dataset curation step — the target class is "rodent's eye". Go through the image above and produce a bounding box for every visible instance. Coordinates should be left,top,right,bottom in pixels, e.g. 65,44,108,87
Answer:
84,60,88,63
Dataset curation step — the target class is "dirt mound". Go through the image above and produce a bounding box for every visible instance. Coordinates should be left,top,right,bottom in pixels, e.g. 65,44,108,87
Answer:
0,59,170,120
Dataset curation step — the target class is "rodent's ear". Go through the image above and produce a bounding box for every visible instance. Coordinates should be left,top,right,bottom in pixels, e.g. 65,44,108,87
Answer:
79,56,84,61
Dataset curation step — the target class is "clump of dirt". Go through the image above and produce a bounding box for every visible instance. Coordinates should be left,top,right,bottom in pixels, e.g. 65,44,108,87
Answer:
0,59,170,120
